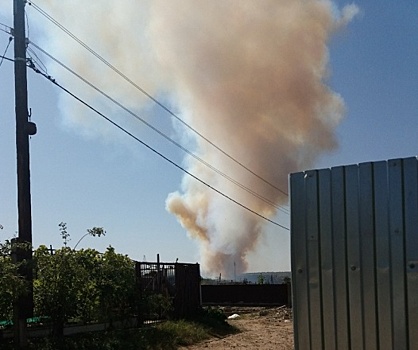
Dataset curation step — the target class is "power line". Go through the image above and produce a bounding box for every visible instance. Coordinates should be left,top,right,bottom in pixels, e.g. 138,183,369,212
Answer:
27,0,289,197
0,55,14,64
0,22,12,35
27,47,48,74
28,60,290,231
29,40,289,215
30,41,289,215
0,36,12,68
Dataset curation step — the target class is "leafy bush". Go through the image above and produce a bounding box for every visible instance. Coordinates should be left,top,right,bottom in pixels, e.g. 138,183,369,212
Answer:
95,246,139,325
1,222,218,348
141,293,173,321
33,246,140,334
0,239,31,323
1,223,141,335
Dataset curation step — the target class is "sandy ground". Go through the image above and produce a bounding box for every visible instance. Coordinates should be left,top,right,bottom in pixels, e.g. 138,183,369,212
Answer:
180,307,294,350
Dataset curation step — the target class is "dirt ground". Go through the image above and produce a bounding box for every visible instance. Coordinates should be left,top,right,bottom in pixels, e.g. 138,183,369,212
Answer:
180,306,294,350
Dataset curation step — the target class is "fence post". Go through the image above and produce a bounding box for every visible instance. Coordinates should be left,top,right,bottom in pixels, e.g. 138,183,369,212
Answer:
135,262,143,326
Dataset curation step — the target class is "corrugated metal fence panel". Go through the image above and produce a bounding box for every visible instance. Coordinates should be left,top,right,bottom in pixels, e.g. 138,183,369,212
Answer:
318,169,336,350
388,159,408,348
345,164,363,350
306,170,322,350
373,161,393,350
331,166,350,350
291,171,310,350
404,158,418,348
290,157,418,350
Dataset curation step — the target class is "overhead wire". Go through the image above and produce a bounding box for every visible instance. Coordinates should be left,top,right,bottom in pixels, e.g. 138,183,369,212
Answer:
27,46,48,74
27,59,289,230
0,36,13,68
25,6,30,39
29,40,289,215
0,55,14,65
0,22,12,35
0,19,48,76
2,3,290,217
0,10,291,220
27,0,289,198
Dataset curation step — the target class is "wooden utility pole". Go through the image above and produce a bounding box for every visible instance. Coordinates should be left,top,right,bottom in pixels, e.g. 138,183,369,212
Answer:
13,0,35,346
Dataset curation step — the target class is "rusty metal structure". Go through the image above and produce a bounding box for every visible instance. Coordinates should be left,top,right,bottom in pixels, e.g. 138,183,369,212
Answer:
290,157,418,350
136,259,201,319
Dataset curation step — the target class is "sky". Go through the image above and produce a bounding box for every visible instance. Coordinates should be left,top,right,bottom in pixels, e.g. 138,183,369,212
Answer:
1,1,417,277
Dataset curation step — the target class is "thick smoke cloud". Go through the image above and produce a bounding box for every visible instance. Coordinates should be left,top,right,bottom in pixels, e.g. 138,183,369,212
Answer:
31,0,358,277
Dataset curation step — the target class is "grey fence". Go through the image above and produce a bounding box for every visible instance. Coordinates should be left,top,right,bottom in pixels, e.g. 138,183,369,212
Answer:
290,157,418,350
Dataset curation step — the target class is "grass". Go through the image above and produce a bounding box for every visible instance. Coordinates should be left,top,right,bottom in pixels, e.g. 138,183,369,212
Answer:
0,308,238,350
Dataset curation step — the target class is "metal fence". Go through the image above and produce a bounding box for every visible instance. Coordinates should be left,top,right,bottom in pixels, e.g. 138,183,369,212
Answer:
136,261,176,295
201,284,290,306
136,261,201,319
290,157,418,350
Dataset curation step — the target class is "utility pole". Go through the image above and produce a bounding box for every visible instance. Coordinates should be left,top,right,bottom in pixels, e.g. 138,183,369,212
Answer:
13,0,35,346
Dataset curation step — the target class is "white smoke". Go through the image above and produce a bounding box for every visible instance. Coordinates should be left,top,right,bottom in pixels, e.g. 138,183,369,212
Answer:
28,0,358,277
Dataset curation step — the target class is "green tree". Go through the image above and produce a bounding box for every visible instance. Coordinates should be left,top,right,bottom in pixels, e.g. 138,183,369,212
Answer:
33,223,105,336
73,248,102,323
95,246,138,325
0,238,31,322
2,222,176,337
257,273,265,285
34,245,81,336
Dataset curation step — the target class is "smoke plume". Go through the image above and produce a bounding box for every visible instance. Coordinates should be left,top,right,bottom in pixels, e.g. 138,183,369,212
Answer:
31,0,358,277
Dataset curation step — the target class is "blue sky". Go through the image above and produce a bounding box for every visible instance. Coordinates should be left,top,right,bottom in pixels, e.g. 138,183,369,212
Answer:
320,1,418,167
1,1,417,275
